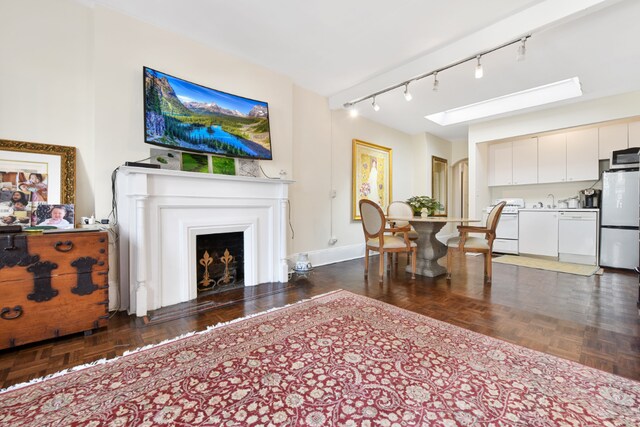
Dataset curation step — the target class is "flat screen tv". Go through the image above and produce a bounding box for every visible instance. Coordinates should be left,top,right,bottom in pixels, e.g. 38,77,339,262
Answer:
144,66,272,160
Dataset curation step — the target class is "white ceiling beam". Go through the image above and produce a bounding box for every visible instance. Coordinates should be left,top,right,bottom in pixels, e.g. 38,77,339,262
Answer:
328,0,621,110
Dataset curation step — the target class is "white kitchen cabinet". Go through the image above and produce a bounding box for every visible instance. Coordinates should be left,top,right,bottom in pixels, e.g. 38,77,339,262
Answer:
598,123,628,159
558,211,598,265
519,211,559,257
566,128,598,181
629,121,640,148
538,134,566,184
512,138,537,185
488,141,512,186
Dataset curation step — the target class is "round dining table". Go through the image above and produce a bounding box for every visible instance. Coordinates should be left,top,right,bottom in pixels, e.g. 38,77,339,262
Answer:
387,215,481,277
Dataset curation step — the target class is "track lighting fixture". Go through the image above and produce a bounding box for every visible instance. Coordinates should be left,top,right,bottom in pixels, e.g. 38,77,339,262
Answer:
516,37,527,61
474,55,483,79
342,34,531,113
349,106,358,117
403,83,413,101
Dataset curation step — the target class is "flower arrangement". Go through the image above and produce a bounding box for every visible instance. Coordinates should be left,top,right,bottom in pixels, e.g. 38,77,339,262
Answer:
406,196,443,216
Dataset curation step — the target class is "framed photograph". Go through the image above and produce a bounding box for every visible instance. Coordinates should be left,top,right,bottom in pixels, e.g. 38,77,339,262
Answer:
0,139,76,205
150,148,181,170
211,156,236,175
235,158,260,177
181,152,209,173
32,203,75,229
352,139,392,220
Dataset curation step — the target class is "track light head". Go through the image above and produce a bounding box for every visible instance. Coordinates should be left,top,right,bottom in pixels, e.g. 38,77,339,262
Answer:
516,37,527,62
432,72,439,92
349,106,358,117
403,83,413,101
372,97,380,111
475,55,484,79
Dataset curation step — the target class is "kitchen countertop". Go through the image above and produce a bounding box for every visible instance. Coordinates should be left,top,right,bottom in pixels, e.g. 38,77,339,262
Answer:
518,208,599,212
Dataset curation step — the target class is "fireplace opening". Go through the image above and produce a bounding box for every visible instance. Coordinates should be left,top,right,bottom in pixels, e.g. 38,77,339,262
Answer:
196,232,244,295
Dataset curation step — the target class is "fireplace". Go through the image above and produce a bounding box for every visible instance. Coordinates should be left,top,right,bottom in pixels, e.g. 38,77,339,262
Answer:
116,167,291,317
196,232,244,294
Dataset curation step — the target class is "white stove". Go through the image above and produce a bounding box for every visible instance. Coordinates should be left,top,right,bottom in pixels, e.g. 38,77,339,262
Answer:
484,198,525,254
486,198,525,214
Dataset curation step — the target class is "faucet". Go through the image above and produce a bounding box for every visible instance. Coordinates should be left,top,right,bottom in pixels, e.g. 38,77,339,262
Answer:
547,194,555,208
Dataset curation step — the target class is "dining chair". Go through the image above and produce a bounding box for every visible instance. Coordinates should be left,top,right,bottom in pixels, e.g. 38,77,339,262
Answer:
359,199,417,282
387,201,419,241
445,201,506,284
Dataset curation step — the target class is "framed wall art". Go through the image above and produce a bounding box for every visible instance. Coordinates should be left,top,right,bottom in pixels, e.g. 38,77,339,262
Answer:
0,139,76,205
352,139,392,220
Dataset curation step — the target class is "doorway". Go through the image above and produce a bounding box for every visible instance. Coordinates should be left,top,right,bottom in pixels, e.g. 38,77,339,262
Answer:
451,159,469,218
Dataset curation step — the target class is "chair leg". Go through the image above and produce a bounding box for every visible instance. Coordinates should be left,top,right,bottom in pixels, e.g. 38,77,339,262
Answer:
485,253,492,284
410,248,416,279
364,248,369,277
378,251,385,282
446,248,453,280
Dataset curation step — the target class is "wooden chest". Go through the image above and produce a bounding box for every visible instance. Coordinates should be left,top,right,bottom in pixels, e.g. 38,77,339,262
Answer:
0,231,109,350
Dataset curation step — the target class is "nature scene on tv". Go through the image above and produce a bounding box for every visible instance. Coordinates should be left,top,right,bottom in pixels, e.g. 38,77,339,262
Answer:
144,68,272,159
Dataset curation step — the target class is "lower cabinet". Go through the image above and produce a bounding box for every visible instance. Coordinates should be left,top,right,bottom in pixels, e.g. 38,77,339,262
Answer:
0,231,109,350
519,211,559,257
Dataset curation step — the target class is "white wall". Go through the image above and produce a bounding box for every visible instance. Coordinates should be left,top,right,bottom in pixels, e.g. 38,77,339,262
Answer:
0,0,95,216
468,91,640,217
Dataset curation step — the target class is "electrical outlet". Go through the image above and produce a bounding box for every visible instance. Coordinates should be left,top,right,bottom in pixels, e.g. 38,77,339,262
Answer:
328,237,338,245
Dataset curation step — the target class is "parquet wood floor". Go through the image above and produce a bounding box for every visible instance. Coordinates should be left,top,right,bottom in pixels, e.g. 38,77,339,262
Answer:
1,253,639,389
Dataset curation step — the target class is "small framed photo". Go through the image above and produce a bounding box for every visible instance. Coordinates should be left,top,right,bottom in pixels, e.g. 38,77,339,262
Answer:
236,158,260,177
181,152,209,173
0,190,32,227
32,203,75,229
150,149,181,170
211,156,236,175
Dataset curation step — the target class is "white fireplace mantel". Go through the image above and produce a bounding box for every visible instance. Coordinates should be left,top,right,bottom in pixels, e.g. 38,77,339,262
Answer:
116,166,292,317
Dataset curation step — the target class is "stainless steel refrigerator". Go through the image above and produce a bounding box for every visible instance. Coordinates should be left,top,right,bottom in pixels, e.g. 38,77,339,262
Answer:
600,169,639,269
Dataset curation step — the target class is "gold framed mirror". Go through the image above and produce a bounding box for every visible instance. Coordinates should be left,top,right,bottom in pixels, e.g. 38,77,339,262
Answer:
431,156,447,217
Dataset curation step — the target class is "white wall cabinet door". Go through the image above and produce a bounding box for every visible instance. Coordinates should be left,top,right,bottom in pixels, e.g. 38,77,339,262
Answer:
598,123,628,159
566,128,598,182
538,134,566,183
629,121,640,148
519,211,559,257
488,141,512,186
512,138,537,185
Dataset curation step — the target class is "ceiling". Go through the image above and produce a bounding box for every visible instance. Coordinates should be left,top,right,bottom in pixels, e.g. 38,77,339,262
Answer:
88,0,640,142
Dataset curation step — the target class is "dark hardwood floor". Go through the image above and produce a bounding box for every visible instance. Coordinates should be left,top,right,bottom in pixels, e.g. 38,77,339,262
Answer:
1,253,639,389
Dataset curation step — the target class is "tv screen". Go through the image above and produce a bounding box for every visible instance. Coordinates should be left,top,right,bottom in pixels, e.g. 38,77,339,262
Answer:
144,67,272,160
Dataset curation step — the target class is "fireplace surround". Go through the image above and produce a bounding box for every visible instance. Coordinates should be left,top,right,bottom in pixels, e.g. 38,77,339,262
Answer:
116,166,291,317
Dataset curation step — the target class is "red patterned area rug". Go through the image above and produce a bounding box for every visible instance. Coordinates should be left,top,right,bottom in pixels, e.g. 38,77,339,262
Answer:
1,290,639,426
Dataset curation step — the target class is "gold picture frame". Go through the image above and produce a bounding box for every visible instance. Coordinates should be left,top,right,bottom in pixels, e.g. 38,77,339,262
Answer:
431,156,448,217
0,139,76,205
352,139,392,220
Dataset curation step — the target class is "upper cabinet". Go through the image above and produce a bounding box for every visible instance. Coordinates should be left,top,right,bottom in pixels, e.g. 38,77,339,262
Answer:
488,141,513,186
598,123,628,159
538,134,567,184
566,128,598,181
487,119,639,187
512,138,538,185
488,138,537,186
629,121,640,148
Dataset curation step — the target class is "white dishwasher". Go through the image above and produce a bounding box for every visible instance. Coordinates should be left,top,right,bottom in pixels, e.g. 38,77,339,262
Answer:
558,211,598,265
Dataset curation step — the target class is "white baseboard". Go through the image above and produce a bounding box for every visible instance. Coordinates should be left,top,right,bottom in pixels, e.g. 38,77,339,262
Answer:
288,243,365,269
288,234,456,270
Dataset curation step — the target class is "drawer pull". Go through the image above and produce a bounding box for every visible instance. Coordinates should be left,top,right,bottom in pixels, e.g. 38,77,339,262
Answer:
54,241,74,252
1,306,23,320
